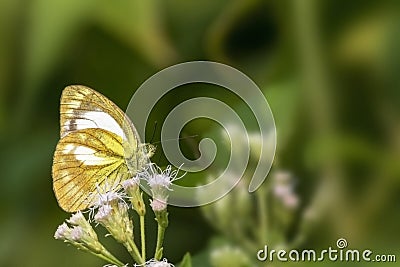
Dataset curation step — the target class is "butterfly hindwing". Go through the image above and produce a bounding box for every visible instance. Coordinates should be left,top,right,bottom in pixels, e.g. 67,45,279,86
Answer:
52,128,130,212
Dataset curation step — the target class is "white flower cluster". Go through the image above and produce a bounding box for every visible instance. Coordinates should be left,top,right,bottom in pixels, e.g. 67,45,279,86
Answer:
137,164,182,211
55,164,180,267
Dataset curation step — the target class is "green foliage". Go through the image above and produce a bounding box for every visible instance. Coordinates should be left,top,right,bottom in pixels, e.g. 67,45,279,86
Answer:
178,253,192,267
0,0,399,266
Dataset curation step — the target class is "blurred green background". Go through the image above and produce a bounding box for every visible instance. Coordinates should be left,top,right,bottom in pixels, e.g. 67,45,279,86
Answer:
0,0,399,266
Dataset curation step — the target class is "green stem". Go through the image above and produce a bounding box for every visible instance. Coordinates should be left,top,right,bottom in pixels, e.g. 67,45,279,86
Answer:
154,224,166,260
140,215,146,260
95,249,125,267
256,186,268,246
74,243,124,267
126,238,145,265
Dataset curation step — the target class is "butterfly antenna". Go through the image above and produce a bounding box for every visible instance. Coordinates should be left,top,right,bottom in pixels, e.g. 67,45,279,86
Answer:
151,134,199,145
151,134,199,166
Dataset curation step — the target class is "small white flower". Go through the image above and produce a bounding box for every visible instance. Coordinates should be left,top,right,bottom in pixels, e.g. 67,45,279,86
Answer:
67,211,86,226
143,164,182,189
94,200,133,244
272,170,299,209
121,177,140,190
54,222,70,240
87,182,127,212
70,226,84,241
150,198,167,212
273,184,291,197
138,164,183,204
140,258,174,267
87,190,125,221
96,191,125,206
94,204,113,223
283,193,299,208
148,174,172,189
148,262,171,267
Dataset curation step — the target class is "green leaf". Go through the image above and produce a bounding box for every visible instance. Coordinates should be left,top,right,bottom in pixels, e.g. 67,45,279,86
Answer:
178,253,192,267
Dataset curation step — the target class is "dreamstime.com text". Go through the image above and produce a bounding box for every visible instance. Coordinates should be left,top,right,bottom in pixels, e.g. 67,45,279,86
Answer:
257,238,396,263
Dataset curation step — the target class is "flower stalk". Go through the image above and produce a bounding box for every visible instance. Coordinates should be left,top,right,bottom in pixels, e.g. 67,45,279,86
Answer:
122,177,147,260
153,208,169,260
54,214,124,266
140,214,146,260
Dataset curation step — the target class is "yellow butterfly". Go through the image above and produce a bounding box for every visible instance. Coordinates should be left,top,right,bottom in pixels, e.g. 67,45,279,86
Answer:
52,85,154,212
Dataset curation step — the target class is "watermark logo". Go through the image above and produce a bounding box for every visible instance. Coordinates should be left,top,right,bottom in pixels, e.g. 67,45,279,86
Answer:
336,238,348,249
125,61,276,207
257,238,396,263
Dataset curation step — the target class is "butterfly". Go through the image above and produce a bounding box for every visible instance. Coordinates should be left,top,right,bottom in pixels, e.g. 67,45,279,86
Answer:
52,85,154,212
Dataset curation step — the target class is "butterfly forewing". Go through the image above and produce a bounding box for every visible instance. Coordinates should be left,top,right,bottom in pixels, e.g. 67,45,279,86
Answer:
60,85,138,146
52,85,150,212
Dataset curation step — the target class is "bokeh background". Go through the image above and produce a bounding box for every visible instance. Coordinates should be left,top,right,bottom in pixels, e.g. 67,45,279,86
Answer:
0,0,399,266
